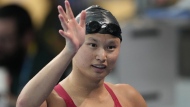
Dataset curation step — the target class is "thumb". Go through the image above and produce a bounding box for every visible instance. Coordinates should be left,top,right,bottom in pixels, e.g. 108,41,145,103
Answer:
79,10,86,28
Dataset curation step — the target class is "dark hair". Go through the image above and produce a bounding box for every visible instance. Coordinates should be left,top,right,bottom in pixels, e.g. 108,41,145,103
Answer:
0,4,34,38
76,5,122,41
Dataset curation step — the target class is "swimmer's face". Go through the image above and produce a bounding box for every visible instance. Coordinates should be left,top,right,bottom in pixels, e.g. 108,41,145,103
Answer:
73,33,120,80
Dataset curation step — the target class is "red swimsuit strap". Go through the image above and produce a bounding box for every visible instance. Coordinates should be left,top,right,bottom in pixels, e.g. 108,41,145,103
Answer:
104,83,122,107
54,83,122,107
54,84,77,107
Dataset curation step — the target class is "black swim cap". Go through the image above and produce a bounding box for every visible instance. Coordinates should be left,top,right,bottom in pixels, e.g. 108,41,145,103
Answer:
76,5,122,41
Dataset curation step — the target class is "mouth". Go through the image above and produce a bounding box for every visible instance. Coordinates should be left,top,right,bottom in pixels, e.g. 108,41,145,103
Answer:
91,64,107,69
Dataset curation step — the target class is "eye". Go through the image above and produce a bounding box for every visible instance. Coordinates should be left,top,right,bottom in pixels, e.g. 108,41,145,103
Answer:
89,43,97,48
107,46,116,50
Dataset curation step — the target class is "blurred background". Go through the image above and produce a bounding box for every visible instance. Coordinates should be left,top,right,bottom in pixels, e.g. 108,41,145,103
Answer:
0,0,190,107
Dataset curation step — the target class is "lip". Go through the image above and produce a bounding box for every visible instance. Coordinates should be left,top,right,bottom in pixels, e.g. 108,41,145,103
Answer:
91,64,107,73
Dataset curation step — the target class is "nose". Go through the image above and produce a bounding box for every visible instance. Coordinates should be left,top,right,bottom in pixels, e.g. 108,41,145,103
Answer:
95,48,107,62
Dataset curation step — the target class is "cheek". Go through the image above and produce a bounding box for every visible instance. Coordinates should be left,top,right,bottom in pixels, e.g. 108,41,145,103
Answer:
74,47,94,67
107,51,119,68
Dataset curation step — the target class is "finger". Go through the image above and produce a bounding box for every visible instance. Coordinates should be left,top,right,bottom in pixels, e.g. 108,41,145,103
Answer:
57,5,68,21
65,0,75,20
59,30,68,38
79,10,86,28
58,14,68,31
59,30,72,41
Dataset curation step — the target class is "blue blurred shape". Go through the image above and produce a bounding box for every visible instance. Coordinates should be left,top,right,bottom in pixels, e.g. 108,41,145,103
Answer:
145,8,190,19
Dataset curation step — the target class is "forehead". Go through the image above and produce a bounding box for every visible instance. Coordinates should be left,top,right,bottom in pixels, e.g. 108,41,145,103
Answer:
85,33,120,43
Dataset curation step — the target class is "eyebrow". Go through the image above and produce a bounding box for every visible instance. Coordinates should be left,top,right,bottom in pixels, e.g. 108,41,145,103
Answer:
87,37,98,42
107,40,117,44
107,40,120,46
87,37,119,44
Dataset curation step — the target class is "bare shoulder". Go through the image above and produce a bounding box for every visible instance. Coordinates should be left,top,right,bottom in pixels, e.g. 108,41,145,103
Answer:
44,90,66,107
105,82,147,107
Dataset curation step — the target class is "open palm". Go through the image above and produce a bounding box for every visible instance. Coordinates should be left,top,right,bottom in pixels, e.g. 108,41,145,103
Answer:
58,0,86,52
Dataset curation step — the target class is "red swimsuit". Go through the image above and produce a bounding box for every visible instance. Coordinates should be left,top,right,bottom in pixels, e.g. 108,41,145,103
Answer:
54,83,122,107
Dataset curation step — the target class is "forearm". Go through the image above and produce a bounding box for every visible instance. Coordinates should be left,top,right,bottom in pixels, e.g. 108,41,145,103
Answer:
16,48,76,107
16,0,87,106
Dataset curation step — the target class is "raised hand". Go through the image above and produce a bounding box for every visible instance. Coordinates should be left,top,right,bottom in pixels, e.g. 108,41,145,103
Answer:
58,0,86,53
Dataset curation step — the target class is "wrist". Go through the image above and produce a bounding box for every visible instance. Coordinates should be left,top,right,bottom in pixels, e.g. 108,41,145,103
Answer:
61,46,77,57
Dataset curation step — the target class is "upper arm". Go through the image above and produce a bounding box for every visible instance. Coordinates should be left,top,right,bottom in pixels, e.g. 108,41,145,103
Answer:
41,90,66,107
120,84,147,107
40,101,47,107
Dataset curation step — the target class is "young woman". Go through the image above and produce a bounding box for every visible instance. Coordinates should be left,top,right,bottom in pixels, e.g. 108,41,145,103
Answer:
16,0,147,107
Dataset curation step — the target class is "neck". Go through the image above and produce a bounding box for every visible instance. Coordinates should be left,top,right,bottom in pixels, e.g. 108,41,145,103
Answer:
62,70,106,98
